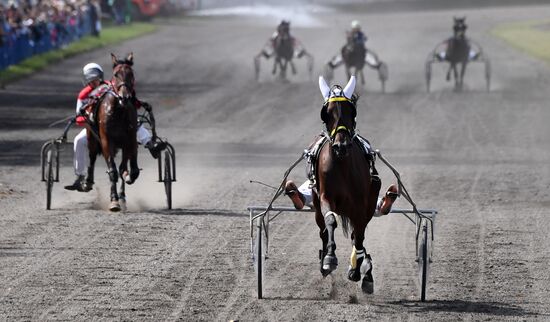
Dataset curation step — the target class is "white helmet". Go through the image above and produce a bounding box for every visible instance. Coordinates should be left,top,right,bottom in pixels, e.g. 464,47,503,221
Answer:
351,20,361,30
82,62,104,84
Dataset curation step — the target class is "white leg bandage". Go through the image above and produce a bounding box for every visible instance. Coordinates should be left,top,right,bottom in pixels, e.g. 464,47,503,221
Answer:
136,125,152,146
74,129,88,176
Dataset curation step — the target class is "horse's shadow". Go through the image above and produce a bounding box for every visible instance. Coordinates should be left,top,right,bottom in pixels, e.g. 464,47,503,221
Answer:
387,299,540,317
146,208,247,218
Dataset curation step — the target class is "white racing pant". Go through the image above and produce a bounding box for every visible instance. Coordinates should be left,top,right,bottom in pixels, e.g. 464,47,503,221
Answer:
73,125,152,176
297,180,386,216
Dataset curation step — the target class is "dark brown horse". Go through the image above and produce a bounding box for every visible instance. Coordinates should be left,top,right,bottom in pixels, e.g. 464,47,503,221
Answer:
272,30,296,78
445,17,471,90
313,76,381,293
341,41,367,84
87,53,139,211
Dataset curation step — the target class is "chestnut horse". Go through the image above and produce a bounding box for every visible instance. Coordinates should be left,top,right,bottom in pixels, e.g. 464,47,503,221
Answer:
87,53,139,211
313,75,381,293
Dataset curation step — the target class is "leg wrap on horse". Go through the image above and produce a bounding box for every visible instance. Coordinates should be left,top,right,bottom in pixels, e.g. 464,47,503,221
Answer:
324,211,337,226
348,246,365,282
108,169,119,183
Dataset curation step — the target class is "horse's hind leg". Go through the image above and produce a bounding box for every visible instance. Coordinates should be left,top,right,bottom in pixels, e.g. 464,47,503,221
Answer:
359,69,365,85
459,62,467,90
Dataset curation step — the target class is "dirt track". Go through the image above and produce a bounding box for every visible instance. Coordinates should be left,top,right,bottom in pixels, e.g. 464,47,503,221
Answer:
1,3,550,321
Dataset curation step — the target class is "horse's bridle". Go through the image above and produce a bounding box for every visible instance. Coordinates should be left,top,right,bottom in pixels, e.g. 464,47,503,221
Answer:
321,94,357,143
112,64,134,96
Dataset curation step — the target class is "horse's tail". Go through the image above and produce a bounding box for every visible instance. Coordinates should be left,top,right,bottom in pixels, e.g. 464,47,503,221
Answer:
340,215,351,237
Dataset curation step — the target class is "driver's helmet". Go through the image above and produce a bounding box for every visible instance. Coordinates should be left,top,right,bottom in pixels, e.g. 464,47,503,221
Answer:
82,62,104,84
350,20,361,31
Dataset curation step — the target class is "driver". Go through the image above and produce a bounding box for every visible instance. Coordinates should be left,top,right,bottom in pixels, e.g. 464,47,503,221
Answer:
64,62,165,192
256,20,308,60
327,20,380,70
284,180,398,217
348,20,367,48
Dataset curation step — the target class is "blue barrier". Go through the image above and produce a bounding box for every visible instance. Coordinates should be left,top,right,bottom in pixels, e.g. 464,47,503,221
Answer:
0,11,96,71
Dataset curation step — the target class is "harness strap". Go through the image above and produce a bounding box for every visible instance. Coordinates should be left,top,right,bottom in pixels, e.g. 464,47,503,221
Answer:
330,125,350,137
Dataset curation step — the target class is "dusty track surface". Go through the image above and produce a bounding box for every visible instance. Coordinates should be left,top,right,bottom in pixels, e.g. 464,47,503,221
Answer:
1,3,550,321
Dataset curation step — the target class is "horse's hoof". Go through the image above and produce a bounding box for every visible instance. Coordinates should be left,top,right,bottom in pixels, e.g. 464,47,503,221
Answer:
320,268,332,277
347,267,361,282
119,199,127,212
109,201,121,212
322,255,338,273
361,270,374,294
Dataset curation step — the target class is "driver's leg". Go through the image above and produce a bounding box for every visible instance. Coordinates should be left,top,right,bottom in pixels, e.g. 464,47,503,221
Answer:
365,51,381,69
65,129,88,191
328,54,343,69
137,125,165,159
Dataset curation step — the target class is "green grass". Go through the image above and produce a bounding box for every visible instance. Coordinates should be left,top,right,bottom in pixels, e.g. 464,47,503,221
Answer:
0,22,157,84
491,19,550,65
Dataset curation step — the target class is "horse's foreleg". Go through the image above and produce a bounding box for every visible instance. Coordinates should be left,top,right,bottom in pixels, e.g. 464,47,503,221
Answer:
315,208,330,276
446,64,452,81
319,194,338,275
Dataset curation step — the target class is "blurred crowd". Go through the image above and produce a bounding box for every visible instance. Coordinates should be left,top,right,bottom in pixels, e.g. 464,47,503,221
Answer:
0,0,101,46
0,0,102,68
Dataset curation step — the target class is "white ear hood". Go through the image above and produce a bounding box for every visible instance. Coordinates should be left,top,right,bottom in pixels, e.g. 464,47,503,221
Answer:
319,76,331,100
343,75,356,99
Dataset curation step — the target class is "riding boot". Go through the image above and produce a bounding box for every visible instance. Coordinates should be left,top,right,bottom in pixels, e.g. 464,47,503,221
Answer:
64,175,85,191
145,140,166,159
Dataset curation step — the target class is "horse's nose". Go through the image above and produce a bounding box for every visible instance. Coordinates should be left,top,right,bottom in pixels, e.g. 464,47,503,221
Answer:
332,141,350,157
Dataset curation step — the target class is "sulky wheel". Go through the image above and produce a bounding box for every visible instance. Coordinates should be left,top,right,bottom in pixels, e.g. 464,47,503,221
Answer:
417,219,431,302
484,58,491,92
254,220,265,299
378,62,388,93
425,60,433,93
254,57,260,81
163,150,172,210
45,149,54,210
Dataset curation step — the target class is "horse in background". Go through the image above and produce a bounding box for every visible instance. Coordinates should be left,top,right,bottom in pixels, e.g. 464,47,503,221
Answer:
87,53,140,211
444,17,471,90
313,76,381,293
